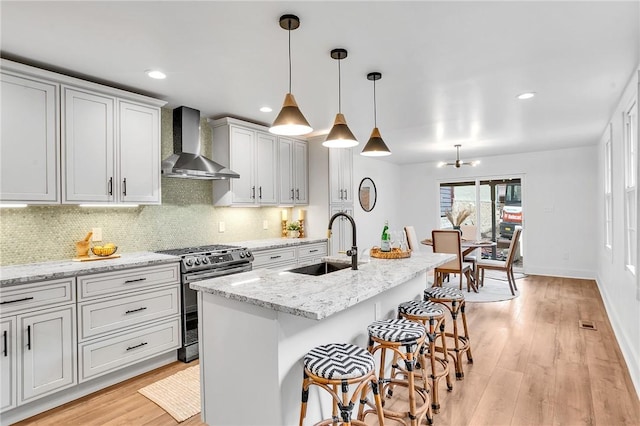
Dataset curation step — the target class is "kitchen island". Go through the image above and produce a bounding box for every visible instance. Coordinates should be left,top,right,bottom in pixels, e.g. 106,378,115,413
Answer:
191,250,454,425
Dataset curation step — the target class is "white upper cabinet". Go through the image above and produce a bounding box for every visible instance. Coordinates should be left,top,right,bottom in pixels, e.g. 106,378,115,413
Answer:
212,118,279,206
62,87,115,203
0,59,165,205
0,72,60,203
329,147,353,205
278,137,308,205
118,101,161,204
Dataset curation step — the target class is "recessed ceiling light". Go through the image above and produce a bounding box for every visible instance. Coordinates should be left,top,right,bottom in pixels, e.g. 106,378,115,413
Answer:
517,92,536,100
260,106,273,113
145,70,166,80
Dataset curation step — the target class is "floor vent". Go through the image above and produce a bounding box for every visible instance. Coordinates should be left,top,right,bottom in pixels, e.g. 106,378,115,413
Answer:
579,320,597,331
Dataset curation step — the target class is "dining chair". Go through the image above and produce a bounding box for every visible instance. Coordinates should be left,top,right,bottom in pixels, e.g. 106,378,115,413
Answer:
404,225,421,252
476,226,522,295
458,225,478,281
431,230,475,292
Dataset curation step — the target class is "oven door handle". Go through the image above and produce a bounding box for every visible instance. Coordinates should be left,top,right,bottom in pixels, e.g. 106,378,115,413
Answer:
183,264,252,283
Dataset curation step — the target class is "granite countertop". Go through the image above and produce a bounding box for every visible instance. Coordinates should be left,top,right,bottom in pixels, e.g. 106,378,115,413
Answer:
190,251,455,321
0,252,180,287
233,237,328,252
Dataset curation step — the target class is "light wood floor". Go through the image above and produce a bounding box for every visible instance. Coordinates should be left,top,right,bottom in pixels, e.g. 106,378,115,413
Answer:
13,275,639,426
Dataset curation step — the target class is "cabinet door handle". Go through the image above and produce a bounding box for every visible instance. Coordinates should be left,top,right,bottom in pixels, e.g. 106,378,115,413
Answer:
3,330,7,357
1,296,34,305
343,189,347,199
270,255,282,260
339,189,344,200
122,178,127,196
124,277,147,284
259,186,262,199
126,342,148,351
296,188,300,200
26,325,31,351
125,307,148,314
290,189,294,200
251,186,256,199
309,249,319,253
108,177,113,196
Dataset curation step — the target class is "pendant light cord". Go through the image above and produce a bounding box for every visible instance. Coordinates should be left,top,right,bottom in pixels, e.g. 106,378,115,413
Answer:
373,78,377,127
288,23,292,93
337,58,342,113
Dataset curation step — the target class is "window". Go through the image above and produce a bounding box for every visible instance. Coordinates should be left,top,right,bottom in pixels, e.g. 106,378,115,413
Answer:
623,99,637,274
604,124,613,250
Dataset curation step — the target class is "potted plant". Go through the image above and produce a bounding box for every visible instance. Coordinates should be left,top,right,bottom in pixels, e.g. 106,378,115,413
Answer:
286,221,301,238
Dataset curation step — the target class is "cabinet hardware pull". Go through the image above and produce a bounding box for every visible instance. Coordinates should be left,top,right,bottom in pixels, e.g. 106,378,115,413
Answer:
259,186,262,199
126,342,148,351
125,307,148,314
290,189,294,200
343,189,347,199
339,189,344,200
269,255,282,259
27,325,31,350
251,186,256,199
1,296,34,305
124,278,147,284
309,249,319,253
123,178,127,196
3,330,7,357
296,188,300,200
108,177,113,196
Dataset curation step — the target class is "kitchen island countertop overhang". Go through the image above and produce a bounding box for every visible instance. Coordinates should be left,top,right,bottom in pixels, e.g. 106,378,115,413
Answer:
190,251,456,320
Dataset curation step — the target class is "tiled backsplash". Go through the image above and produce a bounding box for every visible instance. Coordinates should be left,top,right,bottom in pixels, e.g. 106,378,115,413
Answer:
0,109,283,266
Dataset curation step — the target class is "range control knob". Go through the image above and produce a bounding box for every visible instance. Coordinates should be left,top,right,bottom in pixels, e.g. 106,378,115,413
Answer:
239,252,245,258
185,258,194,266
194,258,201,266
202,257,209,264
245,251,252,258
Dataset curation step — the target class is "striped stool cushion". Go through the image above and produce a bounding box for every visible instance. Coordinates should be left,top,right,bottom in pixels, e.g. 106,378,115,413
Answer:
424,286,465,301
304,343,375,380
398,300,445,318
367,319,426,343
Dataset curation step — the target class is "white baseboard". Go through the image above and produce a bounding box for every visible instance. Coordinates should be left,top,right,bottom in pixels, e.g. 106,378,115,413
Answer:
524,266,596,280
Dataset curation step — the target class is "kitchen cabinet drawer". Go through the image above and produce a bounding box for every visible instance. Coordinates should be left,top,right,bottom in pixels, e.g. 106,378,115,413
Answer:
78,317,180,382
297,243,327,260
78,287,179,341
78,263,180,300
0,278,75,315
252,247,297,268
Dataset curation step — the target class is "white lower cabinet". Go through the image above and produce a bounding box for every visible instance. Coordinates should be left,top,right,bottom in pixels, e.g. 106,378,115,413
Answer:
79,317,180,382
18,305,76,404
1,317,17,412
252,242,328,270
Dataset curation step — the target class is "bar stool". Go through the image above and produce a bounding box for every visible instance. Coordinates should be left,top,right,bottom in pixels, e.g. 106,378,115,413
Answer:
398,300,452,413
363,318,432,426
424,286,473,380
299,343,385,426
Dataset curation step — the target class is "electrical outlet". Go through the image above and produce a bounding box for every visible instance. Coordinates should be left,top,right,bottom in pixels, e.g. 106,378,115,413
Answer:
263,220,269,230
374,302,381,320
218,222,225,233
92,228,102,242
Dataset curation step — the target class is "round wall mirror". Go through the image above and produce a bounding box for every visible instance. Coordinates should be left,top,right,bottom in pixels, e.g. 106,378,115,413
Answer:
358,177,377,212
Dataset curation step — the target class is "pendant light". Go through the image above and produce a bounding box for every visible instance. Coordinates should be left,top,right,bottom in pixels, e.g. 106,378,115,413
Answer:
438,144,480,168
269,14,313,136
361,72,391,156
323,48,358,148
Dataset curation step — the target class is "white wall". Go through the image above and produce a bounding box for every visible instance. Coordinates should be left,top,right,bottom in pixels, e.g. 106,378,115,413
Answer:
595,67,640,395
398,146,598,278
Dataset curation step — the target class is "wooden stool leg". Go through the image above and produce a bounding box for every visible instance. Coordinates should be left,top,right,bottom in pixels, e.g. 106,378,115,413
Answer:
299,371,310,426
461,302,473,363
439,318,453,391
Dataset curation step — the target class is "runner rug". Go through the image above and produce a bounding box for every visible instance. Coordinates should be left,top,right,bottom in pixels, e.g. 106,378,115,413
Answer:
138,365,200,422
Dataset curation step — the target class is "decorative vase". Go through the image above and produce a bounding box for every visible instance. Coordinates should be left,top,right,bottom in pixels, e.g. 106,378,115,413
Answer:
288,230,300,238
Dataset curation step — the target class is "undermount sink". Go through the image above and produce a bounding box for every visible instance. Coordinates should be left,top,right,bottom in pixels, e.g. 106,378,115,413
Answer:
287,261,352,276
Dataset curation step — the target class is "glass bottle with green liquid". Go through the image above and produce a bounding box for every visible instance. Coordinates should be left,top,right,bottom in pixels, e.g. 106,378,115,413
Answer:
381,220,391,252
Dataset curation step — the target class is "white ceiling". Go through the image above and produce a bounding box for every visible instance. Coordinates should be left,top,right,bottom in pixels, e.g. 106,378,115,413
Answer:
1,1,638,165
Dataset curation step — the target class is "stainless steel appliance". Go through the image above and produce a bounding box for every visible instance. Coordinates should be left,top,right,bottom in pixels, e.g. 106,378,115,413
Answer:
156,244,253,362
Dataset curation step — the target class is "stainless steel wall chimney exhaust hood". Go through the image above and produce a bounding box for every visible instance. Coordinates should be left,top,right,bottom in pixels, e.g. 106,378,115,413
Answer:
161,106,240,180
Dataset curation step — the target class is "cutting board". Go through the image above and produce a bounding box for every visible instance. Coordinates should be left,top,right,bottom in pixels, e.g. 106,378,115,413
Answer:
72,254,121,262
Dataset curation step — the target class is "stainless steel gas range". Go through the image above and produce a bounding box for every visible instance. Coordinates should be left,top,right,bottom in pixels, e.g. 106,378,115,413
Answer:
156,244,253,362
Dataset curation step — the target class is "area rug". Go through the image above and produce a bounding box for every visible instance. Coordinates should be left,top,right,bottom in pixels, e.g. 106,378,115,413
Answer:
429,277,520,303
481,269,527,281
138,365,200,422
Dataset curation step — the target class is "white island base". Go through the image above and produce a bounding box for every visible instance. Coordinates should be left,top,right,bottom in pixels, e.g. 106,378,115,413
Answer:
197,270,432,425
